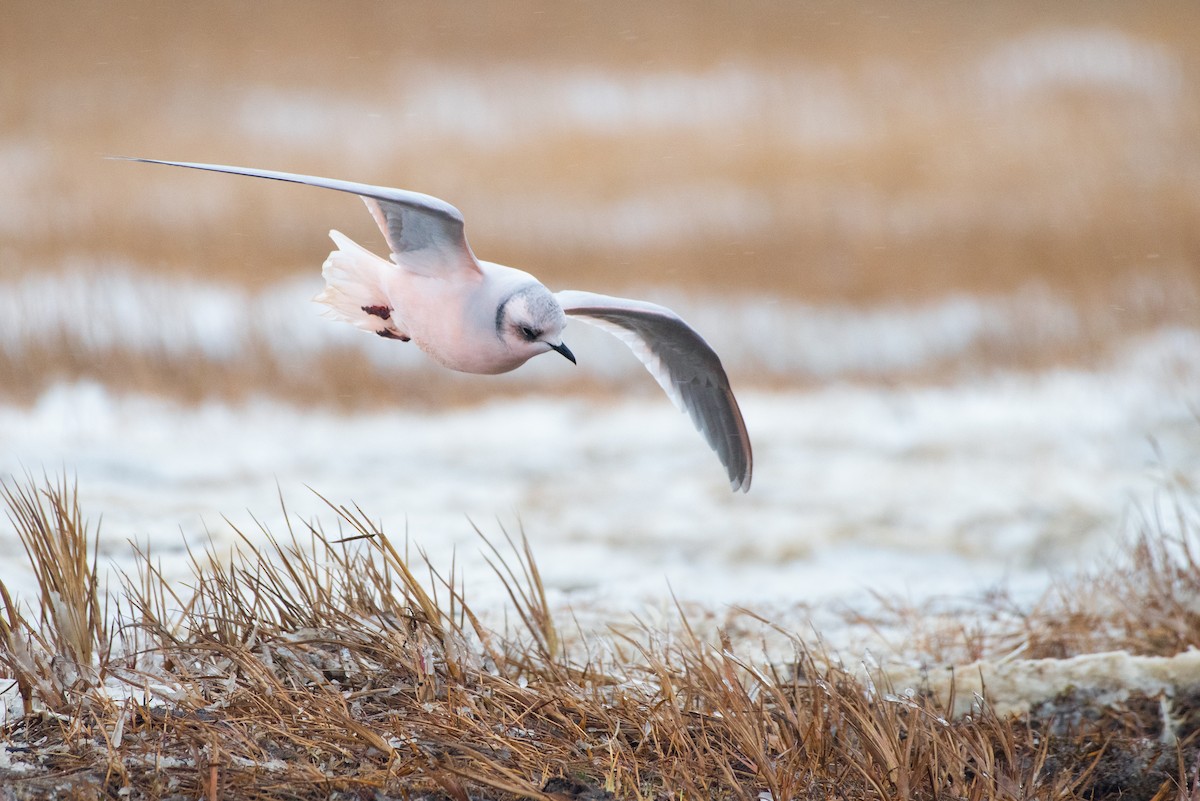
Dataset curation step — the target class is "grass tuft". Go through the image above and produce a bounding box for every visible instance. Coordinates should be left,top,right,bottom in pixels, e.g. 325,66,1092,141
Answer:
0,474,108,714
1,475,1199,798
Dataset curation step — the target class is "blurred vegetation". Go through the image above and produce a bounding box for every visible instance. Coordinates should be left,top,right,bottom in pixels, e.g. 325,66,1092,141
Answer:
0,1,1197,402
2,1,1197,298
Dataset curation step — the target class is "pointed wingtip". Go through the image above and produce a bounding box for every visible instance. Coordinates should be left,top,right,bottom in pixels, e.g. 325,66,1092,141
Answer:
106,155,161,164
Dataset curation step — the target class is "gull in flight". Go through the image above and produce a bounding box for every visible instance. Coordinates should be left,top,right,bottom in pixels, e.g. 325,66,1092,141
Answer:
121,159,753,491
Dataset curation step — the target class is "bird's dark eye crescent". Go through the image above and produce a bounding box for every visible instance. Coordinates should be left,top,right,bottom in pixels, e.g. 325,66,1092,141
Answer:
520,326,539,341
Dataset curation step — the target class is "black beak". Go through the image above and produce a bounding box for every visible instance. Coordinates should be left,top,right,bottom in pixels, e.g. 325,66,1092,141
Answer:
549,341,576,364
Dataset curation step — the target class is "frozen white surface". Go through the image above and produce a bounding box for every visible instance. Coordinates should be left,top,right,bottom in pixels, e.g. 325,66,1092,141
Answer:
2,325,1197,634
890,648,1200,718
5,267,1192,387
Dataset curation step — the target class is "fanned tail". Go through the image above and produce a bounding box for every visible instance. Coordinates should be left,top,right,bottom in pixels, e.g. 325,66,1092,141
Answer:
315,230,408,340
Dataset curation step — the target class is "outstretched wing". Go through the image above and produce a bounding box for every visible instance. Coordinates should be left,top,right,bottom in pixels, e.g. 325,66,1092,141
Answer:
117,158,480,276
556,290,752,492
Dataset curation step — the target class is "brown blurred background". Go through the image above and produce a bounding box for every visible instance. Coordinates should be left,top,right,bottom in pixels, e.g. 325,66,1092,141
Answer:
1,0,1198,403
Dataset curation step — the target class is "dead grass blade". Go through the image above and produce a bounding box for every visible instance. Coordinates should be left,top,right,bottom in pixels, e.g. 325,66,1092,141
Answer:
0,473,108,710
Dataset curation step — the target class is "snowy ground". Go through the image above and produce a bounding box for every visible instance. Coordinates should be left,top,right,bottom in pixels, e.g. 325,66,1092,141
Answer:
3,319,1198,648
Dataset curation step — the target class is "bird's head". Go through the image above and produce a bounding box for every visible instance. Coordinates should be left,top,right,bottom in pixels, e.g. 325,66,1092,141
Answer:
496,284,575,364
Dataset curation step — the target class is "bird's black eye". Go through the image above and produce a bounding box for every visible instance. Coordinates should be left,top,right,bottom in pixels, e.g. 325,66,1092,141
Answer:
520,325,539,341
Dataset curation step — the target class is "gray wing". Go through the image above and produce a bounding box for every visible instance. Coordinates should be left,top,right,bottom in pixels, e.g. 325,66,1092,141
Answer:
117,158,479,276
556,290,752,492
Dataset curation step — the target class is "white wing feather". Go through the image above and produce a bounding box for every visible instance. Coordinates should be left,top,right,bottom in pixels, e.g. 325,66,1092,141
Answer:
556,290,753,491
116,158,480,277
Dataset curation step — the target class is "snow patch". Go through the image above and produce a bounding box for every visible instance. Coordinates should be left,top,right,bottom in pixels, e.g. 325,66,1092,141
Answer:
1,326,1197,625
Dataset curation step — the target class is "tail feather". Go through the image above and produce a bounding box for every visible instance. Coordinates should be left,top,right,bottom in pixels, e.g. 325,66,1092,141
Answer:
315,230,408,340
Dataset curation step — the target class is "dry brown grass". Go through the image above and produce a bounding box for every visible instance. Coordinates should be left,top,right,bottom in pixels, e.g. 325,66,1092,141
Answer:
2,476,1199,799
1019,495,1200,661
843,486,1200,670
